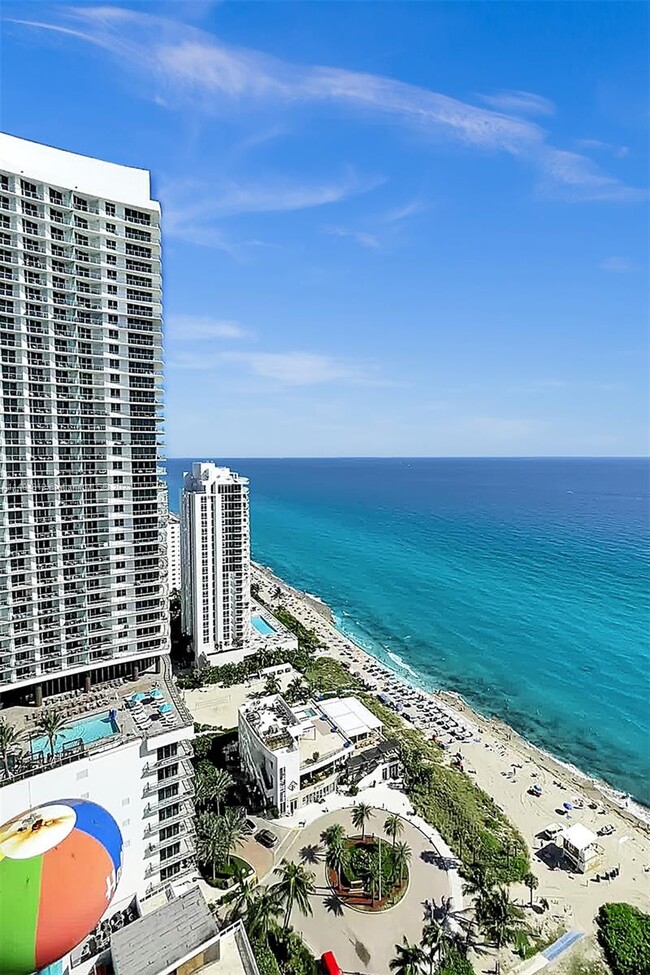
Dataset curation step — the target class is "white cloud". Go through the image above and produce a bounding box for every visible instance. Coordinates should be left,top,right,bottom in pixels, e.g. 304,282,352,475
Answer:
323,225,380,248
382,200,423,223
477,89,555,117
225,351,357,385
166,314,249,340
600,256,637,273
11,6,644,203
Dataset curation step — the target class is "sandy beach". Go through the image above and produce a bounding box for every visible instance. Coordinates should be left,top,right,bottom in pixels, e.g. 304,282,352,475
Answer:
251,561,650,935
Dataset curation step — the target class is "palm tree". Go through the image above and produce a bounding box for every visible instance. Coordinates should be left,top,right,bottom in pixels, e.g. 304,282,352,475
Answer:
220,806,248,866
263,674,281,696
384,813,404,849
196,811,224,881
463,861,496,899
362,851,383,904
523,871,539,908
35,710,65,761
476,886,528,975
0,719,19,778
226,871,257,924
422,897,474,974
352,801,373,841
271,859,316,931
321,822,346,848
195,763,234,814
325,836,348,889
389,937,426,975
285,677,307,704
392,840,411,885
246,888,282,941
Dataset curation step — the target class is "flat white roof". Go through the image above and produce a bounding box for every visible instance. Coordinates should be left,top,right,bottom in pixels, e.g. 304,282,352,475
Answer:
318,697,382,738
562,823,597,850
0,132,158,208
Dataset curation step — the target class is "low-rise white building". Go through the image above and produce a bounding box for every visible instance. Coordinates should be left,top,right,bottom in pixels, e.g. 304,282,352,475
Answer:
166,512,182,593
561,823,604,873
238,694,382,815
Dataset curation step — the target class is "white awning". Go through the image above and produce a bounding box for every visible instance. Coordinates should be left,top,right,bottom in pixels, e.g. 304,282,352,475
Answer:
318,697,383,738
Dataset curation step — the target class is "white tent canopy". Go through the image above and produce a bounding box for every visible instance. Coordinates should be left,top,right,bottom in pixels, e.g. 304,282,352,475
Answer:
318,697,383,739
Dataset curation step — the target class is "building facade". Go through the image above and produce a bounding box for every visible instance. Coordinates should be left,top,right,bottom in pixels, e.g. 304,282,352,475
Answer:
0,136,196,975
238,694,383,815
181,462,251,664
0,134,168,700
166,512,181,592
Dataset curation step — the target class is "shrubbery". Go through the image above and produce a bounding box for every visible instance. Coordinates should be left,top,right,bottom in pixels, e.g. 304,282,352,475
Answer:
596,903,650,975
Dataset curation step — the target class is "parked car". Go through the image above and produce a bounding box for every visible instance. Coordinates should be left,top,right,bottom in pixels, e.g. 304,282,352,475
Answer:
255,828,278,848
242,817,257,836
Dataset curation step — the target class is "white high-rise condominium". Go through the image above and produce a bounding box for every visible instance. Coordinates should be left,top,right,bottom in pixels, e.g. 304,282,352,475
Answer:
0,136,198,951
181,462,251,664
0,134,169,697
167,511,181,592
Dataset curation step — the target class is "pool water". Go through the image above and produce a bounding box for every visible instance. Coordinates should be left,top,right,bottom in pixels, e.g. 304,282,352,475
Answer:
31,713,118,756
251,614,276,636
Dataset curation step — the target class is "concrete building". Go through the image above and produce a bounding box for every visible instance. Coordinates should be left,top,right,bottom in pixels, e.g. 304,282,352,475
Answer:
166,512,181,593
181,463,251,665
0,136,196,975
0,133,168,698
238,694,383,815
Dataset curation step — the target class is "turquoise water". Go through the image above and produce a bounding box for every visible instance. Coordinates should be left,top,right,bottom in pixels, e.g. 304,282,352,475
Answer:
166,458,650,805
31,713,118,756
252,614,277,636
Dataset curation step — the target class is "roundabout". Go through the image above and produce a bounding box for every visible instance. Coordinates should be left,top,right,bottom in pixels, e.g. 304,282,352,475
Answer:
274,803,454,975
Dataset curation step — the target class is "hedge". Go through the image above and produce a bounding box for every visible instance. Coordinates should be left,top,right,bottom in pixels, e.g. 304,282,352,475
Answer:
596,903,650,975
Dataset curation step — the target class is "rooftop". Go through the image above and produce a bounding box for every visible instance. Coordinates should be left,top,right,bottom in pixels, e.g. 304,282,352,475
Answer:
240,695,350,763
111,887,217,975
562,823,598,850
317,696,383,739
0,658,193,784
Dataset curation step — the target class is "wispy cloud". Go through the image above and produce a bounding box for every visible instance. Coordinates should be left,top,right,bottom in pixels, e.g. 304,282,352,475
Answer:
576,138,629,159
382,200,423,223
160,171,381,249
477,89,555,117
168,347,392,387
10,5,646,203
323,225,380,249
166,314,250,340
599,256,638,273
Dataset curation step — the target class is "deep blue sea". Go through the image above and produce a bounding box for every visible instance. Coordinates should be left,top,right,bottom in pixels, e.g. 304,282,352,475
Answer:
166,458,650,806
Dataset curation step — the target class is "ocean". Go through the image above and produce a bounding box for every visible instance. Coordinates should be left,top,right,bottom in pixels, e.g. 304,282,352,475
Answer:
166,458,650,807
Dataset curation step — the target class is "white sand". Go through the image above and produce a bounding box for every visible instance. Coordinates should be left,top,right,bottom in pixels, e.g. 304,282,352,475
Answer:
252,562,650,932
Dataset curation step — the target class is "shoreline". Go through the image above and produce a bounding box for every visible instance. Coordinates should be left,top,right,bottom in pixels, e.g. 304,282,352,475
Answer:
253,561,650,834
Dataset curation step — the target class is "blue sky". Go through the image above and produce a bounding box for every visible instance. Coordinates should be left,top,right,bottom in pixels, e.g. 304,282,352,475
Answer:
2,1,648,456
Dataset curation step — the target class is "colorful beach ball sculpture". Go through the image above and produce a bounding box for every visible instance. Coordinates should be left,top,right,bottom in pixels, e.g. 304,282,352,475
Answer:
0,798,123,975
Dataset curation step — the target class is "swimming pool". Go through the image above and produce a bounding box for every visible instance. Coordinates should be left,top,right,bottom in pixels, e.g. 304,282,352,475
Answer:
251,614,276,636
31,713,119,756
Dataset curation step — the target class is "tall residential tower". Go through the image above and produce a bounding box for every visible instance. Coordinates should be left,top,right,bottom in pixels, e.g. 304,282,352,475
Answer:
0,137,197,955
0,134,169,700
181,462,251,664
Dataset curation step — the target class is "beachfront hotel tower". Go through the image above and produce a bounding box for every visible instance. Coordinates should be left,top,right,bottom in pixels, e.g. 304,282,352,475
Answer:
0,133,169,699
181,462,251,664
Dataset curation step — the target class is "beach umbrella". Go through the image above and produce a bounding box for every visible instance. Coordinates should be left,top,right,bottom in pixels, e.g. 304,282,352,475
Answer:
150,689,163,700
130,692,145,702
159,703,173,714
0,799,122,975
563,801,573,812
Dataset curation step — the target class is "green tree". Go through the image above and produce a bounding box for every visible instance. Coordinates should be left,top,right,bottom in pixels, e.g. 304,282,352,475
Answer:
463,861,496,899
220,806,248,866
476,886,528,975
263,674,281,696
384,812,404,849
271,859,316,932
195,762,234,814
285,677,308,705
392,840,412,885
523,871,539,908
226,871,257,924
389,937,427,975
323,828,348,888
35,710,65,761
247,888,282,941
352,801,374,841
0,719,19,778
196,811,224,881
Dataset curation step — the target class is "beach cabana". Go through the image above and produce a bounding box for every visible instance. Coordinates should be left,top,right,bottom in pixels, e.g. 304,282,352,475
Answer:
561,823,603,873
